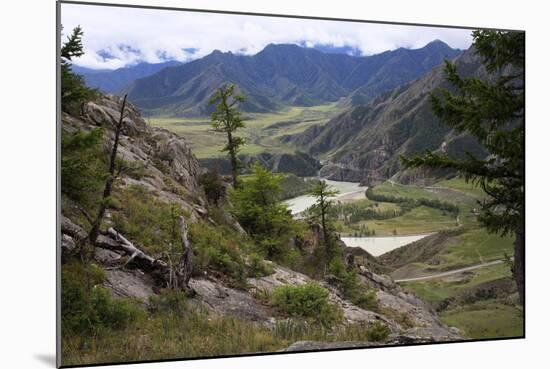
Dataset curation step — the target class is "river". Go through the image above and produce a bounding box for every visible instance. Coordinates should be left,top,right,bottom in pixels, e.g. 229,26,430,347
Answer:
283,179,366,214
340,234,431,256
283,179,430,256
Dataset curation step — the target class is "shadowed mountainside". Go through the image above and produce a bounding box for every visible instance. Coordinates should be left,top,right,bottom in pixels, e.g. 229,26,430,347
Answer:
124,41,461,117
284,46,487,184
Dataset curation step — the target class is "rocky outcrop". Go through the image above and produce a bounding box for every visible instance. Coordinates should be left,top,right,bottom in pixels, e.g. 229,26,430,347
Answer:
319,163,366,183
189,278,274,323
104,268,156,301
283,333,447,352
63,95,207,222
249,265,392,327
284,340,382,352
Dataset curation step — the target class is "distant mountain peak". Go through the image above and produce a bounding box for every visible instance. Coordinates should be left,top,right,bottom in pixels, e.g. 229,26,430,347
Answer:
259,43,305,54
423,39,456,51
427,39,446,45
264,43,300,49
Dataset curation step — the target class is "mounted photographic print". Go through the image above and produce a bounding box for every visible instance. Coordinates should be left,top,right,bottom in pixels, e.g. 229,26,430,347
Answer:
57,1,525,367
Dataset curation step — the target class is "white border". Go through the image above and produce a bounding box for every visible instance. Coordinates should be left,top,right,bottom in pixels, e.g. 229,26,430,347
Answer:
2,0,548,368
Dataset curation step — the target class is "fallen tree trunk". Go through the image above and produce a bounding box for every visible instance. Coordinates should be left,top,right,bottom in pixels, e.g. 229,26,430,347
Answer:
62,215,194,290
106,228,165,268
94,228,171,284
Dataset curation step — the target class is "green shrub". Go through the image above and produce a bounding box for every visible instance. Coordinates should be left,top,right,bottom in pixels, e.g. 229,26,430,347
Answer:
61,262,143,334
328,258,379,311
61,128,107,211
271,283,343,328
90,287,144,330
252,286,272,303
200,168,225,206
148,290,187,316
367,321,390,342
257,238,288,261
189,223,249,286
247,253,274,277
353,291,379,311
230,164,295,259
112,185,182,254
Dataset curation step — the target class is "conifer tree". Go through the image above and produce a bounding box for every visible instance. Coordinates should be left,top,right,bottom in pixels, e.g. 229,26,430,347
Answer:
401,30,525,302
209,84,246,188
308,180,339,264
60,26,99,113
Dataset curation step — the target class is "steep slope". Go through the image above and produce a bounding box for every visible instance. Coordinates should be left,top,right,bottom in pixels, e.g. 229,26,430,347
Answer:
62,95,204,209
285,46,487,184
73,61,183,93
125,42,461,117
341,40,463,108
60,96,461,365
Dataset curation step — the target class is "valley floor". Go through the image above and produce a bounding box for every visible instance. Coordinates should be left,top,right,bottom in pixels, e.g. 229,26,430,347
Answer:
149,103,341,159
347,179,523,340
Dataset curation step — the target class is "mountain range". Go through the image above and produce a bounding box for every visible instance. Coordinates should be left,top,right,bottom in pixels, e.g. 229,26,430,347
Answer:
73,40,483,184
73,61,183,93
283,46,487,184
123,40,461,116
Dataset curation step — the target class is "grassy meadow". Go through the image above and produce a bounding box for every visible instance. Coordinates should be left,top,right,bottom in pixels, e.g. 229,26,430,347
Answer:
149,103,341,158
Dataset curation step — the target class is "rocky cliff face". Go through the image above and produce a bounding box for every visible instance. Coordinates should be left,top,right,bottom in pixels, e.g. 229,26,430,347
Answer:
286,47,487,184
62,95,208,221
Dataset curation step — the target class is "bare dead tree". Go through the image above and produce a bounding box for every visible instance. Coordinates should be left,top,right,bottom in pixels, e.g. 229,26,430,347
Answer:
175,215,194,292
88,94,127,245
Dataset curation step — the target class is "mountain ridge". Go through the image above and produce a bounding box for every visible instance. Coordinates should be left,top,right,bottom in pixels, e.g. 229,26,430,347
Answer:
284,46,487,185
73,60,183,93
124,41,462,117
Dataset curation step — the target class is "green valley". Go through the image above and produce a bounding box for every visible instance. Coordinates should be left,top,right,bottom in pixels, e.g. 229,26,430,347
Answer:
149,103,341,159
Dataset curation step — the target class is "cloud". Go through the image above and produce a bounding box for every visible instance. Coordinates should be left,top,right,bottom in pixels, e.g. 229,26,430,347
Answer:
61,3,474,70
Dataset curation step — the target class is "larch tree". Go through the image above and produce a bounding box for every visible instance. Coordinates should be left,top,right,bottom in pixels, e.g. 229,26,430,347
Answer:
209,84,246,188
308,180,339,264
401,30,525,302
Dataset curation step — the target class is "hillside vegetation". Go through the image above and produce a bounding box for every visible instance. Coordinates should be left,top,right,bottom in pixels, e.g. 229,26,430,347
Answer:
359,179,521,339
60,95,463,366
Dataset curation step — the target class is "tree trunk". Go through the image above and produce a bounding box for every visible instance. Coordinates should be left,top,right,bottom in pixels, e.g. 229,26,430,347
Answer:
513,210,525,304
227,131,238,188
88,94,127,244
96,228,172,285
175,216,194,292
320,199,330,264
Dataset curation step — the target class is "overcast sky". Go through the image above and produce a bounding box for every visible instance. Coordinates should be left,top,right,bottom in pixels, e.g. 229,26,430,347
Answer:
61,3,474,70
